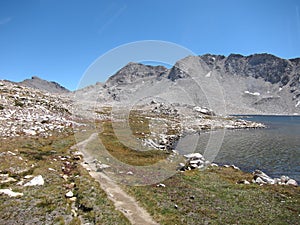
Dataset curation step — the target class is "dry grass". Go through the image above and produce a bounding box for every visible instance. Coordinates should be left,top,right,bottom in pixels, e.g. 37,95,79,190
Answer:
125,167,300,225
0,132,129,225
91,109,300,224
98,120,169,166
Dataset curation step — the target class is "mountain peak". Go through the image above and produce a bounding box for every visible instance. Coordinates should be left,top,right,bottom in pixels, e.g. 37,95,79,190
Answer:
19,76,70,94
105,62,169,87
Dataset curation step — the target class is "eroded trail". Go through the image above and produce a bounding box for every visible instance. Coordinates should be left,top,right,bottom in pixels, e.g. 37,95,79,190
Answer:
71,133,158,225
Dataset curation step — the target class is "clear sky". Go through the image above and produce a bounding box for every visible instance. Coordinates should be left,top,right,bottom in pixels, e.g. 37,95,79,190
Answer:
0,0,300,90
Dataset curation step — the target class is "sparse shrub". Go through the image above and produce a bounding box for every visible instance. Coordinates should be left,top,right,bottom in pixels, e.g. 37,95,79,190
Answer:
14,100,24,107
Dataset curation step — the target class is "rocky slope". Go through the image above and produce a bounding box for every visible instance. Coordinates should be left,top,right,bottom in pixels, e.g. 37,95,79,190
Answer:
84,53,300,115
0,80,81,137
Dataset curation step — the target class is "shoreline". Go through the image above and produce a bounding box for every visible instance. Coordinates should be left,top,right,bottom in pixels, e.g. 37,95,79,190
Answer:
231,114,300,117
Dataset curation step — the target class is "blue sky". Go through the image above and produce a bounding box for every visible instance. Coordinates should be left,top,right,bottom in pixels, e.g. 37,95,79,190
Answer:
0,0,300,90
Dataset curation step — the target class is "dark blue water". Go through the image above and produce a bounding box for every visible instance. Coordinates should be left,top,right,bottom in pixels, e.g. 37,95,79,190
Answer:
197,115,300,182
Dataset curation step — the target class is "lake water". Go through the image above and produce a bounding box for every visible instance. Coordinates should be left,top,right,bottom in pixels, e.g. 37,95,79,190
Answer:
195,115,300,182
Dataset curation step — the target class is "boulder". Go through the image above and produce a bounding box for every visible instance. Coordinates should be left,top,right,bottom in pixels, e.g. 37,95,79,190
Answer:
237,180,250,185
193,106,215,115
210,163,219,167
280,175,289,183
96,163,111,172
286,179,298,187
24,175,44,186
0,189,23,197
253,170,274,184
230,165,240,170
184,153,203,159
254,177,266,185
0,177,17,184
65,191,74,198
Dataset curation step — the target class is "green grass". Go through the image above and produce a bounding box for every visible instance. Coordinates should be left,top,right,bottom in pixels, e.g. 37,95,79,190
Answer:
99,120,169,166
92,109,300,224
0,132,129,224
2,108,299,224
124,168,300,225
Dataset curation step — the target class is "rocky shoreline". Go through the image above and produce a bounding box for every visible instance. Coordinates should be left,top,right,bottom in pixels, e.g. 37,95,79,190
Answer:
178,152,298,187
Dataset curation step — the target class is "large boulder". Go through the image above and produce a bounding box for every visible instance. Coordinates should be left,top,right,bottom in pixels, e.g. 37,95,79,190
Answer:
24,175,44,186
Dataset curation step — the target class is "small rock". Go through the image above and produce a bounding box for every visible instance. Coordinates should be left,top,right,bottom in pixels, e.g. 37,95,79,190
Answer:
274,178,281,184
96,163,110,172
190,163,199,168
126,171,133,175
286,179,298,187
230,165,240,170
17,180,24,185
253,170,274,184
210,163,218,167
73,151,83,156
71,209,77,217
0,174,9,177
0,177,17,184
24,175,44,186
69,197,77,202
174,204,178,209
64,182,76,189
280,175,289,183
237,180,250,185
184,153,203,159
7,151,16,156
178,163,185,168
48,168,56,171
190,159,204,165
62,174,68,181
255,177,266,185
65,191,74,198
198,165,205,169
156,183,166,187
0,189,23,197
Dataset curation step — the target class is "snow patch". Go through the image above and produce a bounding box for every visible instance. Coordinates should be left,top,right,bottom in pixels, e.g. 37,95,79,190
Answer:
244,91,260,96
205,71,211,78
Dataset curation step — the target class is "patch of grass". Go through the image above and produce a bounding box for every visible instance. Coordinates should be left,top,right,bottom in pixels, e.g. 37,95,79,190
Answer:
99,120,169,166
0,131,130,224
125,168,300,225
129,110,151,138
14,99,24,107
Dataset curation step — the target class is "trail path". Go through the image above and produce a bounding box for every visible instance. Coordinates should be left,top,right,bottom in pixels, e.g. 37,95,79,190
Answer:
71,133,159,225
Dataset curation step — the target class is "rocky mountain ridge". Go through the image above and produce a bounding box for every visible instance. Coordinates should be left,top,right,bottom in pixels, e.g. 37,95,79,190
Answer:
93,53,300,115
18,76,70,94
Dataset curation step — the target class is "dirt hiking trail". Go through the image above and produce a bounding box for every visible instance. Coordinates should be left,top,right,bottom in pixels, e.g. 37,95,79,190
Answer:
71,133,159,225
